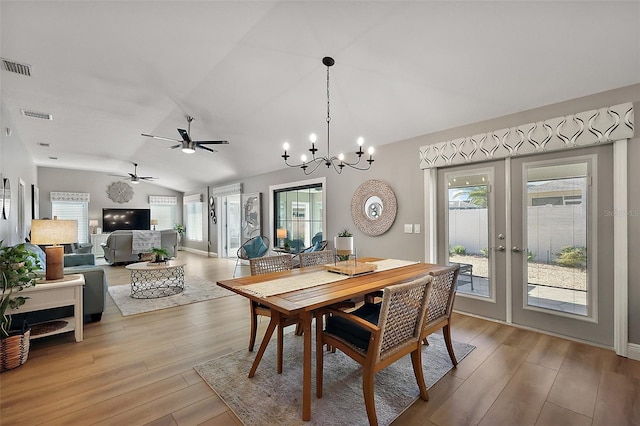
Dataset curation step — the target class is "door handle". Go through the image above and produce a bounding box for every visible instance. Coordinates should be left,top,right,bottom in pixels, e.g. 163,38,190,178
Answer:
512,246,522,253
496,245,506,251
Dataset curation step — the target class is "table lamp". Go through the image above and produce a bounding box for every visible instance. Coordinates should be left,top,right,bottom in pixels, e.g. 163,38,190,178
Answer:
151,219,158,230
89,219,99,234
277,228,287,248
30,218,78,280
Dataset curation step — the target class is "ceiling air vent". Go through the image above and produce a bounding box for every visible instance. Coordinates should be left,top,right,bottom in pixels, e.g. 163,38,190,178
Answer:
1,58,31,76
20,109,53,120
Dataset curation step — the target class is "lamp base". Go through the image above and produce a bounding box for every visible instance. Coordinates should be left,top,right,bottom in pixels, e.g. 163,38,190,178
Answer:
44,246,65,281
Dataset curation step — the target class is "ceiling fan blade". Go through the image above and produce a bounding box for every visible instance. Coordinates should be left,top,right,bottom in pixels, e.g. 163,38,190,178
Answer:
169,144,181,149
139,176,156,180
177,128,191,143
197,145,218,153
128,173,136,178
193,140,229,145
141,133,182,143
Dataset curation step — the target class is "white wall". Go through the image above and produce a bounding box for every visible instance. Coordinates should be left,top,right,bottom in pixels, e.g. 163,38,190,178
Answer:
0,101,38,245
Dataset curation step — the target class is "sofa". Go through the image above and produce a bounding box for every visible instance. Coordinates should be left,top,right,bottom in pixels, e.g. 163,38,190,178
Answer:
101,229,178,265
16,243,108,323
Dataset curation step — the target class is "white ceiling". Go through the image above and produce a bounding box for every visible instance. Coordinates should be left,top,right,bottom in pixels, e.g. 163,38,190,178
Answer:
2,1,639,192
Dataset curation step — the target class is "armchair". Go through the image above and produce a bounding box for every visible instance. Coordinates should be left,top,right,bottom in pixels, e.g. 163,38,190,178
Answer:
234,235,270,277
316,274,433,426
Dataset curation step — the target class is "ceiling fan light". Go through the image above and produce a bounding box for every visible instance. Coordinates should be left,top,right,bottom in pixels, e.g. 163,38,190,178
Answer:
182,147,196,154
131,179,139,184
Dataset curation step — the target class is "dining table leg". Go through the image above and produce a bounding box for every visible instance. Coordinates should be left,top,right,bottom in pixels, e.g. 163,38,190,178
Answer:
248,312,280,378
301,310,313,421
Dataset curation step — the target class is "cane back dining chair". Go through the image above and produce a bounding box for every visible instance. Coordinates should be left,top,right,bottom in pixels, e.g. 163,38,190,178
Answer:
421,264,460,365
248,254,300,374
315,274,433,426
297,249,335,268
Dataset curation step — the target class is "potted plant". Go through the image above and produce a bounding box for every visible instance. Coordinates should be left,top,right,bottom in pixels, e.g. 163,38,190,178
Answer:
174,224,186,250
150,247,171,263
0,242,41,372
334,228,353,261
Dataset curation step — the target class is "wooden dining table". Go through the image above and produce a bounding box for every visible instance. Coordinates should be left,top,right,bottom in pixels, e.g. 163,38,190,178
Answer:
217,257,446,421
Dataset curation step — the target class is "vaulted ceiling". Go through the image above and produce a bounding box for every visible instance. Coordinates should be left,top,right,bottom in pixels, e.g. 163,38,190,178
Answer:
2,1,639,192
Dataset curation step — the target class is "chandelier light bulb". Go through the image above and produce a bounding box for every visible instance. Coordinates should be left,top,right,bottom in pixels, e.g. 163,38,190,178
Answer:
301,154,308,162
357,137,364,146
367,146,375,155
283,142,290,151
309,133,318,143
338,153,345,161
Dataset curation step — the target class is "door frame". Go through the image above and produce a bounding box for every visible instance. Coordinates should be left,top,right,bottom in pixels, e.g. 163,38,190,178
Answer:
424,138,629,355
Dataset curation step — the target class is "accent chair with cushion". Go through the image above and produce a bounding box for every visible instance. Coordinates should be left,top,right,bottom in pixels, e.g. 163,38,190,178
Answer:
315,273,433,426
234,235,269,277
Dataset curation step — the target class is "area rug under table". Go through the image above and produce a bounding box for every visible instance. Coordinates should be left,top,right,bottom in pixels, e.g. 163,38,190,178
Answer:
108,276,234,316
195,332,474,426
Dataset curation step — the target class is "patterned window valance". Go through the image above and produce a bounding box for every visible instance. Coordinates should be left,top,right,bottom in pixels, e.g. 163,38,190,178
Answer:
419,102,634,169
50,191,90,203
184,194,203,204
149,195,177,205
209,183,242,197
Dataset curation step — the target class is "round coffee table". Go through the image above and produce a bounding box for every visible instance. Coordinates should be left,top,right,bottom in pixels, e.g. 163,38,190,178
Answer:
125,260,186,299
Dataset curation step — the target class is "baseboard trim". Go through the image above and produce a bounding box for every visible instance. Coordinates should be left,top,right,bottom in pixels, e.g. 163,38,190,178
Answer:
628,343,640,361
179,247,212,257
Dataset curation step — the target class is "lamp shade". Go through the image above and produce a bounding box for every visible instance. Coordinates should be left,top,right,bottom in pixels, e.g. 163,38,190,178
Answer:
89,219,99,227
277,228,287,239
31,219,78,245
150,219,158,226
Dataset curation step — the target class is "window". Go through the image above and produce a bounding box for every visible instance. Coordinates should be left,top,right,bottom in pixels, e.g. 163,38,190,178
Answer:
184,194,203,241
149,195,177,230
270,178,325,252
50,192,90,243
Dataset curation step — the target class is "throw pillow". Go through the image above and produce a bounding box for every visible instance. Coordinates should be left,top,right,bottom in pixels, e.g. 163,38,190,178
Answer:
245,236,267,259
23,243,46,272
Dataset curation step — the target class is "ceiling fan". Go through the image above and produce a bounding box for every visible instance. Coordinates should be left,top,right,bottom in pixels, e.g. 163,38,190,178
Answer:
141,115,229,154
109,163,156,184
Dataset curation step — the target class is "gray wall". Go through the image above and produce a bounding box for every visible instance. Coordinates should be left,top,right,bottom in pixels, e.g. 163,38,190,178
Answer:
37,167,182,234
0,100,38,246
211,84,640,345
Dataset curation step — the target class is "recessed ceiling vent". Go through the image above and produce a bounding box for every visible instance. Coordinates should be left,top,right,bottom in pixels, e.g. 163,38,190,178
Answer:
1,58,31,76
20,109,53,120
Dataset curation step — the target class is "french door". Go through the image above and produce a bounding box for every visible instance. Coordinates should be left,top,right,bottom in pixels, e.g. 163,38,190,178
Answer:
437,145,614,346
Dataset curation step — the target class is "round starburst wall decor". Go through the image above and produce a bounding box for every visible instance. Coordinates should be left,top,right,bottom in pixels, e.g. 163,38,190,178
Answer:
107,181,134,203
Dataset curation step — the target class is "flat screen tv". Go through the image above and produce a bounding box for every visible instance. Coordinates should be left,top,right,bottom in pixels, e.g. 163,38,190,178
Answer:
102,208,151,233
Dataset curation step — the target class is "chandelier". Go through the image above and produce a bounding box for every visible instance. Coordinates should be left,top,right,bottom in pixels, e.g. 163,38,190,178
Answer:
281,57,374,174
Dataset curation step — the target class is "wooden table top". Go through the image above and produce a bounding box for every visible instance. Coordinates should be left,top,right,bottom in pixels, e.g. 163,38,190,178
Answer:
217,258,447,316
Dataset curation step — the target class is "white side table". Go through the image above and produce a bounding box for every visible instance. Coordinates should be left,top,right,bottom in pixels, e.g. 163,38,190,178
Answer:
11,274,85,342
90,233,110,258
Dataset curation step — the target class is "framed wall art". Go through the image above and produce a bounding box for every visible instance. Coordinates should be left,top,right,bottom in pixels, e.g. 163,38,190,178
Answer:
241,193,261,241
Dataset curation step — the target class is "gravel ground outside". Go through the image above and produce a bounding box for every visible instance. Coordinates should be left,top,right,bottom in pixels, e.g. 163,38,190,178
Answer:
450,254,587,291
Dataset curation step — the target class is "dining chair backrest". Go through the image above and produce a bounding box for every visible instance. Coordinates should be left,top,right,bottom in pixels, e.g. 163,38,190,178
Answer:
250,254,293,276
298,250,335,268
375,274,432,363
424,264,460,328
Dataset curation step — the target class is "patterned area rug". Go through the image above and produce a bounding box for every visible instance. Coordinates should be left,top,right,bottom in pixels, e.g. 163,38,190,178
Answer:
195,332,474,426
108,276,234,316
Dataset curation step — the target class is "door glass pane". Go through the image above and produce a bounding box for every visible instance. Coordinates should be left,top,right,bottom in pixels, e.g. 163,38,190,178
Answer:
447,173,490,297
226,195,241,257
274,184,323,253
526,163,588,316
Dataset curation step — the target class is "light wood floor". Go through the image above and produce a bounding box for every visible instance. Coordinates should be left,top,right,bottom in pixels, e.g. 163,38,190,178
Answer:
1,251,639,425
